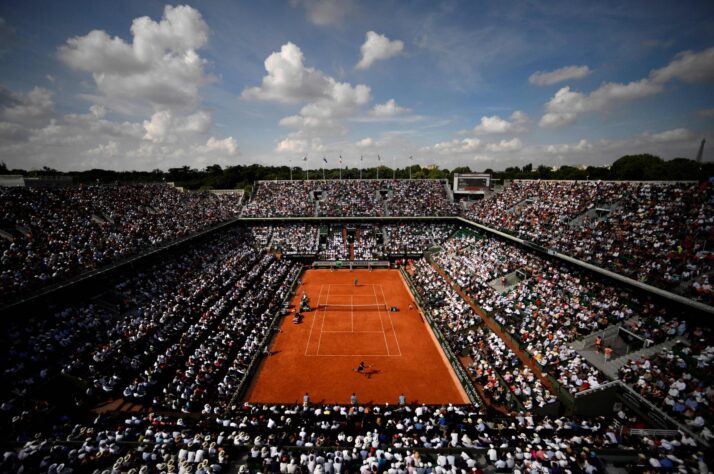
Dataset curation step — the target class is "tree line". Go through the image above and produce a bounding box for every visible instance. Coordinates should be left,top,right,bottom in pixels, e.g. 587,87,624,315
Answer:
0,154,710,191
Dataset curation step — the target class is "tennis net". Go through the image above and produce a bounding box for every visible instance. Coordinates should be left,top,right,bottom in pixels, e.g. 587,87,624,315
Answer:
316,303,388,312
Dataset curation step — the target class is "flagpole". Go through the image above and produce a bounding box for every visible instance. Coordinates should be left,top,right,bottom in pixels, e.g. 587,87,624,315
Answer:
339,155,342,180
392,156,395,179
377,154,381,180
322,156,326,180
290,157,293,181
409,155,413,179
360,155,363,180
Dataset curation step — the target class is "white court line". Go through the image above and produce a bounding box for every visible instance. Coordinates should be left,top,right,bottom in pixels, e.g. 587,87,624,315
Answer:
305,354,397,357
379,284,402,356
372,284,391,356
351,295,354,333
322,330,385,334
315,284,331,356
304,284,325,356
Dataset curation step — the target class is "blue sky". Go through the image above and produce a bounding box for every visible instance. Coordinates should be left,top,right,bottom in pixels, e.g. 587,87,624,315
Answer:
0,0,712,171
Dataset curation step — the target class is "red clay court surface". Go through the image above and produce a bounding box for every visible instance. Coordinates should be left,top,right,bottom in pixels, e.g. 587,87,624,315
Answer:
244,269,469,405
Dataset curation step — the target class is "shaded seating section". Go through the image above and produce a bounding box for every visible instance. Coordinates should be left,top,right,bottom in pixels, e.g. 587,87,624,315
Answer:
0,184,242,300
619,334,713,440
463,180,714,303
432,231,694,395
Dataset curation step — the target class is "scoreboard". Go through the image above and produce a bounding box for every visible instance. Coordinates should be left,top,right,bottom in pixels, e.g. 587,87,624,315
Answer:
453,173,491,194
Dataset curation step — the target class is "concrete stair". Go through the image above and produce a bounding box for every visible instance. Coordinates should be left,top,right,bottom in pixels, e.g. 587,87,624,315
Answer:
578,336,685,380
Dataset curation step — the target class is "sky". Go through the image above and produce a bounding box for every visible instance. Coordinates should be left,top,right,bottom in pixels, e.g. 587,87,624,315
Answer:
0,0,713,172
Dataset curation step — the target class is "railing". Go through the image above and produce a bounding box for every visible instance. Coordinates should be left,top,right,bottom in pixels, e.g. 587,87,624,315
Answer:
617,381,708,447
629,428,682,437
574,380,620,398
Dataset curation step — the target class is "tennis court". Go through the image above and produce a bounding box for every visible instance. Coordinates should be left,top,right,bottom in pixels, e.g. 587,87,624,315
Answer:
243,269,469,405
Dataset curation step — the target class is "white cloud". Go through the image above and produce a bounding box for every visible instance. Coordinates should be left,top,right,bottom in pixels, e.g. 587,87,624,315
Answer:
539,47,714,128
0,86,54,124
473,154,493,162
697,108,714,118
474,110,528,134
645,128,694,142
244,42,370,135
143,110,212,143
424,138,482,155
0,7,237,171
356,137,374,148
241,42,333,104
289,0,354,26
57,5,210,113
275,134,325,153
546,139,592,154
244,42,373,150
539,80,663,128
203,136,238,155
485,137,523,152
356,31,404,70
370,99,410,117
84,140,119,157
650,47,714,84
529,65,592,86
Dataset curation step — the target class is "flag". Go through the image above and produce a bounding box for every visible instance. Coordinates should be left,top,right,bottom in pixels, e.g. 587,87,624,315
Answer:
360,155,363,161
323,156,328,164
303,156,307,161
409,155,413,161
339,155,343,164
377,154,381,161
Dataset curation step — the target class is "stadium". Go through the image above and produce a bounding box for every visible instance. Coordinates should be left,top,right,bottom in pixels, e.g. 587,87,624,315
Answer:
1,1,713,473
1,171,713,473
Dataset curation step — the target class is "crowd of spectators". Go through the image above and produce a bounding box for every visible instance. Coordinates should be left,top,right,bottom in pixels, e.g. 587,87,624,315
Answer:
320,181,384,217
6,401,710,473
242,181,316,218
384,224,456,255
409,259,556,414
618,329,713,441
463,180,714,302
352,225,382,260
3,178,714,473
1,228,300,450
257,224,320,255
0,184,242,301
319,225,349,261
431,231,695,394
241,179,457,218
245,223,457,259
386,180,458,217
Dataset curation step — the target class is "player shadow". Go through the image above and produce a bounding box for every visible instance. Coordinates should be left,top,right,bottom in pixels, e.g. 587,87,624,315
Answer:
364,369,381,379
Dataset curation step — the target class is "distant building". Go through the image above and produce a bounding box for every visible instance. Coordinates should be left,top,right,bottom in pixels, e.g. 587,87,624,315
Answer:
0,175,25,187
0,175,73,187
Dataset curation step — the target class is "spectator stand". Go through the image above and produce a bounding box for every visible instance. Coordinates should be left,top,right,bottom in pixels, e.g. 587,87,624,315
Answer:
456,215,714,316
226,263,304,409
0,213,243,317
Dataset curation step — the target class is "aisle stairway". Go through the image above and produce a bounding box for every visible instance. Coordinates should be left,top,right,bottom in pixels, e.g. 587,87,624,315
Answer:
578,336,685,379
